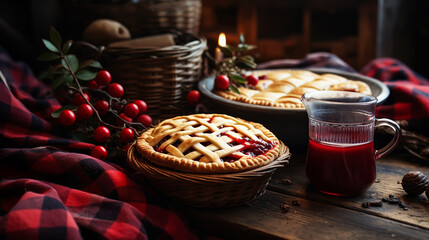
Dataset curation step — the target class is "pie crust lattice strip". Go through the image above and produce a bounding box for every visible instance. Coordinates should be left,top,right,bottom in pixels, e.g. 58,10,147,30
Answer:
136,114,281,173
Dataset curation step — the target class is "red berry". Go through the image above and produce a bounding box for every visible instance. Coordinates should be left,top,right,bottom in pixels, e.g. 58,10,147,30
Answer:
134,100,147,114
120,128,135,143
119,113,132,122
214,75,230,90
246,75,259,86
258,75,268,80
117,113,132,126
137,114,152,127
88,80,100,89
94,70,111,86
59,109,75,126
124,103,139,118
107,83,124,98
77,104,93,120
94,100,110,116
187,90,201,105
73,93,90,106
91,146,107,160
94,126,110,143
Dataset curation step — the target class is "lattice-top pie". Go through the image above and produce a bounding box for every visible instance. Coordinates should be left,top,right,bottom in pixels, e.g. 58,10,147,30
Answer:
135,114,280,173
214,69,372,108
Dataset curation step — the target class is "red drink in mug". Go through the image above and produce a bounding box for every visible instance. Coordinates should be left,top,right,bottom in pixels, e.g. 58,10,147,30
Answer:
301,91,401,196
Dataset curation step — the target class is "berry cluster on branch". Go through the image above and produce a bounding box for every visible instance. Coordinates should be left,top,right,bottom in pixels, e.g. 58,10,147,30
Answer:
213,34,260,93
39,27,152,160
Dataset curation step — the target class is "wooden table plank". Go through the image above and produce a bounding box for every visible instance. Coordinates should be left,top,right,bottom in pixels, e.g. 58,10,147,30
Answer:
181,190,428,240
269,151,429,229
179,151,429,239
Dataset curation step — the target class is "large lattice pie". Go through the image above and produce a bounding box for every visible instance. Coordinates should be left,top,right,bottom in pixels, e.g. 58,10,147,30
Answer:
135,114,280,173
214,69,372,108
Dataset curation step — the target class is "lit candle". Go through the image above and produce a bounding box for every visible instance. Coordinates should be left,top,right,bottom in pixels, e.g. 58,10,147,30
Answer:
215,33,226,62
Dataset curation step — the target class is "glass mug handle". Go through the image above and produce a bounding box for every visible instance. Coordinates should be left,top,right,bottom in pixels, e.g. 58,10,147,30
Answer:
375,118,402,160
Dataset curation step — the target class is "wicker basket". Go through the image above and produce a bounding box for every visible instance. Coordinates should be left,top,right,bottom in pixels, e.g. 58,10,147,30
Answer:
97,29,207,120
64,0,202,36
127,142,291,208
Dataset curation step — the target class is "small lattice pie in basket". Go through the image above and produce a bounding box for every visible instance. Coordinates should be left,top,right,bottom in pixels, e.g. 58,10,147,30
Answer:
135,113,281,173
127,113,290,207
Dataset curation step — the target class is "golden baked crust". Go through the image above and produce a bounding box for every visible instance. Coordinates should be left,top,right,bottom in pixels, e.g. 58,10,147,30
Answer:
328,80,372,95
135,114,280,173
214,69,372,108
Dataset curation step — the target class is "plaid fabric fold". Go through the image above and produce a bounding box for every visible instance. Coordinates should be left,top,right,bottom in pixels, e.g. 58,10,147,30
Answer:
257,52,357,73
0,46,200,240
361,58,429,120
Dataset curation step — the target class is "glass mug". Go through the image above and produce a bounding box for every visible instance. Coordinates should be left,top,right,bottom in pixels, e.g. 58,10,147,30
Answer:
301,91,402,196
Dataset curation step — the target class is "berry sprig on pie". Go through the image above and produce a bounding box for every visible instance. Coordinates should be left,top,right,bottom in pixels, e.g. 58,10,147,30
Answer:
135,114,281,173
214,69,372,108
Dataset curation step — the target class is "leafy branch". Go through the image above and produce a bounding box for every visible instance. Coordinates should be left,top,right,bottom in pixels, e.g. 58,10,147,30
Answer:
216,34,257,94
38,27,149,158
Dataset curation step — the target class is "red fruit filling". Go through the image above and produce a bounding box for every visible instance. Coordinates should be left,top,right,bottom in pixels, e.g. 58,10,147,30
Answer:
153,133,275,163
155,136,181,153
208,116,215,123
221,135,276,162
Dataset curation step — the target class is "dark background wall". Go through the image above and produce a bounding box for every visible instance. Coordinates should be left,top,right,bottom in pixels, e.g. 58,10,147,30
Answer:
377,0,429,78
0,0,62,70
0,0,428,78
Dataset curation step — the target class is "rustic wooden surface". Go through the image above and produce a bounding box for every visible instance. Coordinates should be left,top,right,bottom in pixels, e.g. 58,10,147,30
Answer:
179,150,429,239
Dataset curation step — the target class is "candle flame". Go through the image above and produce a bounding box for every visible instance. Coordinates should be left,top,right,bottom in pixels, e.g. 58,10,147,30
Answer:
218,33,226,47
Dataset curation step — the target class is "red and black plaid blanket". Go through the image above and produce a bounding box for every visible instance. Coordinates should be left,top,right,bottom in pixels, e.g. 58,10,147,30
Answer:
1,48,429,239
0,46,202,240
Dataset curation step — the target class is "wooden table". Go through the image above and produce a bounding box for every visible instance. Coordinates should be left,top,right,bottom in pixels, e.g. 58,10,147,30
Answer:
180,150,429,239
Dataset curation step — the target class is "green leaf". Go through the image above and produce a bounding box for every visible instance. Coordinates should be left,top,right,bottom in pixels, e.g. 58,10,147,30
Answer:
241,55,255,62
62,54,79,73
78,59,94,71
220,46,233,58
51,105,74,118
240,34,245,44
237,43,256,52
235,56,257,69
235,61,256,70
62,40,72,54
51,76,67,90
52,73,74,90
229,73,246,84
229,84,240,94
64,74,74,84
42,39,59,53
49,27,62,48
37,52,60,62
89,61,103,69
51,65,67,76
76,69,97,81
